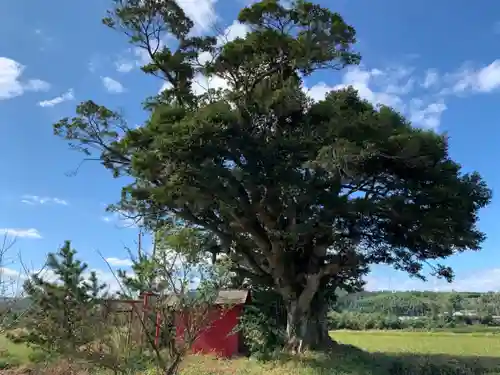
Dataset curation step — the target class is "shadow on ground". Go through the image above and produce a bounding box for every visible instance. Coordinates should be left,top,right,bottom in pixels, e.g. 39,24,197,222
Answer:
274,344,500,375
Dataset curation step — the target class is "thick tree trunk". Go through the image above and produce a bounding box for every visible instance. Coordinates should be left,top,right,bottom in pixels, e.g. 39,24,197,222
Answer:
285,295,336,353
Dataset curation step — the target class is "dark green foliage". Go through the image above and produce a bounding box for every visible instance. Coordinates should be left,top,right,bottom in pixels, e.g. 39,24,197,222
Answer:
18,241,107,355
336,291,437,316
328,312,401,330
332,291,500,331
53,0,491,349
336,291,500,316
237,288,287,358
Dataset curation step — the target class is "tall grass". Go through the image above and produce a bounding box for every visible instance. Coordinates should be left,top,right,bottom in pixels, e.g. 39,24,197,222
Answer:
2,331,500,374
332,330,500,356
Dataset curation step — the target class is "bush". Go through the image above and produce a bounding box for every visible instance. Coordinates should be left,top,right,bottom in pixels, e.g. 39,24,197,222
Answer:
328,312,406,331
479,314,493,325
0,352,21,370
237,288,286,359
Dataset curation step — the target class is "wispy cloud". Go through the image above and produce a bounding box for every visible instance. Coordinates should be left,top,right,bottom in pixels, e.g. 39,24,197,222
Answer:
408,99,447,130
421,69,439,89
305,66,407,110
0,57,50,100
196,20,249,66
305,65,441,126
115,60,134,73
101,76,125,93
38,89,74,107
366,267,500,292
0,228,42,239
23,79,51,92
0,267,22,279
34,28,55,51
176,0,218,34
35,268,126,294
101,210,141,229
303,60,500,130
105,257,133,267
21,195,68,206
439,60,500,95
115,43,160,74
167,20,249,95
117,0,219,73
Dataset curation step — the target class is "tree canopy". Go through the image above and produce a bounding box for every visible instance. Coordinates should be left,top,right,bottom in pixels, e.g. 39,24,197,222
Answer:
53,0,491,350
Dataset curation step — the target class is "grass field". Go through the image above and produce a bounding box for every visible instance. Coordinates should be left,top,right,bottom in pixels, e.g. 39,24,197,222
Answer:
1,331,500,374
0,333,33,369
332,330,500,357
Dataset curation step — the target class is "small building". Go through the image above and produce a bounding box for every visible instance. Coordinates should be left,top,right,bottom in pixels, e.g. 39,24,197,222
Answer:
174,289,250,358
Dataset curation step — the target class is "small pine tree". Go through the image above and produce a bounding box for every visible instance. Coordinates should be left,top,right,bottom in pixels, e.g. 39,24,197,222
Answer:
21,240,107,355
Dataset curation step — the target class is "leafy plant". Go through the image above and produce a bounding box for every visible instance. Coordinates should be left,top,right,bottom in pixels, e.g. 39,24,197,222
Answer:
237,288,286,358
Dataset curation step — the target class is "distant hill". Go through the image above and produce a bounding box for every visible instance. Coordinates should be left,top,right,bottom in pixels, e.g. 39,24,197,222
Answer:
0,297,32,312
335,291,500,317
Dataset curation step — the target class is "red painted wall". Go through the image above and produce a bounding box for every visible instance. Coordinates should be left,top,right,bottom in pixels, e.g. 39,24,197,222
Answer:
175,305,243,358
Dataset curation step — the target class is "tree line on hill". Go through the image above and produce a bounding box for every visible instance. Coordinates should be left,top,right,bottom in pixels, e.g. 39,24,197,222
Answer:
326,290,500,330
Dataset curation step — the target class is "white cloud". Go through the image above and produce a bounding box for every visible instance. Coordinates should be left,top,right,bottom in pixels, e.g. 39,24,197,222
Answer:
408,99,447,129
0,267,25,297
93,269,124,294
101,76,125,93
306,66,405,110
115,60,134,73
197,20,249,65
88,56,103,73
35,269,57,283
217,20,249,44
21,195,68,206
245,0,292,7
135,47,152,66
375,66,415,95
440,60,500,95
158,81,171,94
475,60,500,92
102,210,142,228
306,82,335,102
105,257,133,267
0,57,50,100
0,228,42,239
422,69,439,89
366,267,500,292
23,79,51,92
34,267,126,295
176,0,218,34
0,267,21,279
162,20,248,94
192,74,229,95
38,89,74,107
305,65,450,129
114,47,151,74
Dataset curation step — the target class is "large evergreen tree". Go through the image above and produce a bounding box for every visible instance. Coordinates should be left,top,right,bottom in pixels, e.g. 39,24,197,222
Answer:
53,0,491,350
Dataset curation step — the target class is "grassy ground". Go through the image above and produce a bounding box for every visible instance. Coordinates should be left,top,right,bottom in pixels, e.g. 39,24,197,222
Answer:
332,330,500,356
1,331,500,374
0,333,33,369
180,331,500,374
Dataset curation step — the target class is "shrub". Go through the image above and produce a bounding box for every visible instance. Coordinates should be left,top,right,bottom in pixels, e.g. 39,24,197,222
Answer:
237,288,286,358
479,314,493,325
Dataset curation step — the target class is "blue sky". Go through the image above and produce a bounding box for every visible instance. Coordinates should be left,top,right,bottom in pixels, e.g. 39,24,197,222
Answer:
1,0,500,292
